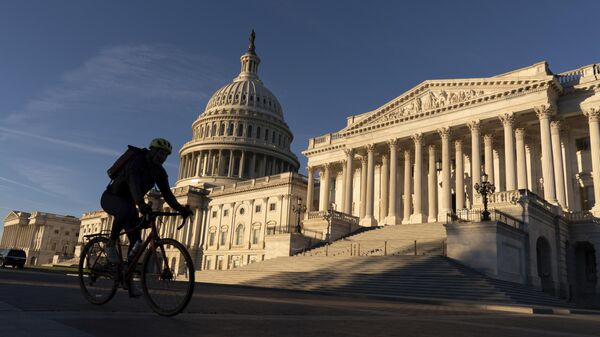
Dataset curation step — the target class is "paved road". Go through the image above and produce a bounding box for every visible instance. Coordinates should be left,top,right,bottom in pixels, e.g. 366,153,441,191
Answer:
2,268,600,337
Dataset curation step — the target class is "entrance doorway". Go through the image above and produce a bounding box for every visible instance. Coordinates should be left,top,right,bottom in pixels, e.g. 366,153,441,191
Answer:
536,236,554,294
574,242,597,302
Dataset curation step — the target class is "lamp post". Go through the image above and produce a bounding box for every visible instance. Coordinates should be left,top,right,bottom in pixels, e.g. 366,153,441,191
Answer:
474,173,495,221
292,197,306,233
323,203,334,242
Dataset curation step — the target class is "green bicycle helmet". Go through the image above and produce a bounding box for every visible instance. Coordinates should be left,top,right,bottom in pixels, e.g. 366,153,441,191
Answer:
149,138,172,155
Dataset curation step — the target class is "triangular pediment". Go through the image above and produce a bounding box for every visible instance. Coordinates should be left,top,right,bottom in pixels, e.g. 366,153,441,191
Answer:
343,77,550,132
3,210,28,223
341,62,555,133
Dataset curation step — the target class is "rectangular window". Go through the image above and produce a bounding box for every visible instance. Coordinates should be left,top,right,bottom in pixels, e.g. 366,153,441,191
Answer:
209,232,216,246
255,205,261,213
224,209,229,217
269,203,276,211
212,211,217,218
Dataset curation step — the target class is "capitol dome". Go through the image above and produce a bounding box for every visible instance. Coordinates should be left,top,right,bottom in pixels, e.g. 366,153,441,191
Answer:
176,31,300,188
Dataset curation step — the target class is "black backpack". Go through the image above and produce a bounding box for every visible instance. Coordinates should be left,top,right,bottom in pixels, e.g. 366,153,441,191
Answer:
107,145,144,180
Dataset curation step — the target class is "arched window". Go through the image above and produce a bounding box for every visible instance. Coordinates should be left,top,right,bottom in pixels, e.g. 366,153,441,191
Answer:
237,123,244,137
235,224,244,245
264,129,269,141
256,126,261,139
211,123,217,137
220,123,225,136
228,123,234,136
247,125,253,138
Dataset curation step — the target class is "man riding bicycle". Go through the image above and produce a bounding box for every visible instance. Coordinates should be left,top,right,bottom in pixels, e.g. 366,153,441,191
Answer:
101,138,192,265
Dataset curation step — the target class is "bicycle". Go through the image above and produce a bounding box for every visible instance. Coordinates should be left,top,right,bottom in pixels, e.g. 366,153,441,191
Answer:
78,211,195,316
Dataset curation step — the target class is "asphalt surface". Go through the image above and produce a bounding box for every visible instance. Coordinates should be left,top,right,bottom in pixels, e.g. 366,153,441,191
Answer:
1,267,600,337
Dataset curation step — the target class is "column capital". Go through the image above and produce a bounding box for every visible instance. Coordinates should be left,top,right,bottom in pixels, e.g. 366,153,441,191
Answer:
454,138,463,149
365,144,376,153
411,133,423,145
498,112,515,127
343,148,354,157
534,104,555,120
515,128,526,139
584,106,600,122
550,120,563,134
427,144,436,152
387,138,399,147
437,127,451,139
467,119,481,131
359,155,368,164
483,133,494,143
306,166,313,173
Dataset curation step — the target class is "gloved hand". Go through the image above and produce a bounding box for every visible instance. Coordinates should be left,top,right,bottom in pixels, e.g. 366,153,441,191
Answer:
179,205,193,218
138,203,152,215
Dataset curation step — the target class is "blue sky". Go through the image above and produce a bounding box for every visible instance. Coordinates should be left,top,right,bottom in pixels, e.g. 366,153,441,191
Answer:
1,0,599,237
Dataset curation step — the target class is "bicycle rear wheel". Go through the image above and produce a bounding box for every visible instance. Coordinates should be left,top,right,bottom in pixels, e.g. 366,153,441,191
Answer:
78,236,118,305
141,238,195,316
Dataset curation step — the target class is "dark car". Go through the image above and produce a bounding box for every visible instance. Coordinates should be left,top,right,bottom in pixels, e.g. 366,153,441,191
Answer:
0,249,26,268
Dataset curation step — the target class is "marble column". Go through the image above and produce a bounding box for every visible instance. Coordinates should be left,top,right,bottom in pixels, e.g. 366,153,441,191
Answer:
483,134,495,185
319,164,331,212
361,144,377,226
455,139,465,210
562,130,577,210
343,149,354,214
402,149,412,224
306,166,314,216
584,107,600,215
500,113,517,191
468,120,482,203
535,105,558,205
411,133,425,223
239,151,246,178
381,154,389,222
217,150,224,176
551,120,567,208
515,128,528,190
250,152,257,178
387,139,400,224
428,144,438,222
438,127,452,220
360,156,368,219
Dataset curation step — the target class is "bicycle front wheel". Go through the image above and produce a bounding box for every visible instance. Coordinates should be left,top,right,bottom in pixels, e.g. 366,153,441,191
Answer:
78,236,118,305
141,238,195,316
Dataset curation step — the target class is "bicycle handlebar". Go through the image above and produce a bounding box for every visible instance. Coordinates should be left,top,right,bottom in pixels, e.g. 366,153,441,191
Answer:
143,211,190,231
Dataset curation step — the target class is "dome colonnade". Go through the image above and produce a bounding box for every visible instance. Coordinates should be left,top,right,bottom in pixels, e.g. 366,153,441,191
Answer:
176,31,299,188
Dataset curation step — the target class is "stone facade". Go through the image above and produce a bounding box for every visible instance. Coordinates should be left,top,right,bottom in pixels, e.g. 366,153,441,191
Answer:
303,60,600,302
0,211,80,266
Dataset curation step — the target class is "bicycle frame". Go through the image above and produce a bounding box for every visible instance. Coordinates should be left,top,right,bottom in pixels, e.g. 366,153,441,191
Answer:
118,211,185,280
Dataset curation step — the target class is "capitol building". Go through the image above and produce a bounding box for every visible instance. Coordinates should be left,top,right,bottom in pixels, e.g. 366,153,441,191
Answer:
3,32,600,305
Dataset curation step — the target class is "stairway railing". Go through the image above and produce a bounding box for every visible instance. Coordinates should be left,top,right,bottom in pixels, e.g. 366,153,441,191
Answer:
301,239,446,257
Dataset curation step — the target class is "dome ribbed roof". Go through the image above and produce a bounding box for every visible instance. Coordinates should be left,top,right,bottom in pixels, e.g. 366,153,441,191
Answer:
204,78,283,118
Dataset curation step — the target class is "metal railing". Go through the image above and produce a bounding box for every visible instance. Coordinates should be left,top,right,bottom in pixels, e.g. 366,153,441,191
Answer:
446,209,524,231
301,239,446,257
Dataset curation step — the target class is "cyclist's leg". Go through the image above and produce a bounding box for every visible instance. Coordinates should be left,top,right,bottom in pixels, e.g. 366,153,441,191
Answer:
101,191,137,263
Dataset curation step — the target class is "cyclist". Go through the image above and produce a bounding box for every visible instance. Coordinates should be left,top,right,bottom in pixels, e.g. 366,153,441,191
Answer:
101,138,192,265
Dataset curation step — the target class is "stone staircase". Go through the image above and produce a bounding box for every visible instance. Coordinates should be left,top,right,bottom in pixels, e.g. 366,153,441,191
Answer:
197,255,569,307
197,223,570,307
300,223,447,257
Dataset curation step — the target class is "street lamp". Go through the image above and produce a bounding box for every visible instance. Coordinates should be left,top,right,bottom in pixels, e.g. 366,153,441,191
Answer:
292,197,306,233
474,173,495,221
323,203,334,242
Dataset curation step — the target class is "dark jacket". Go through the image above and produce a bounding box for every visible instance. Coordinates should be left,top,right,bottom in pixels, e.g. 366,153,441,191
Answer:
108,149,182,211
